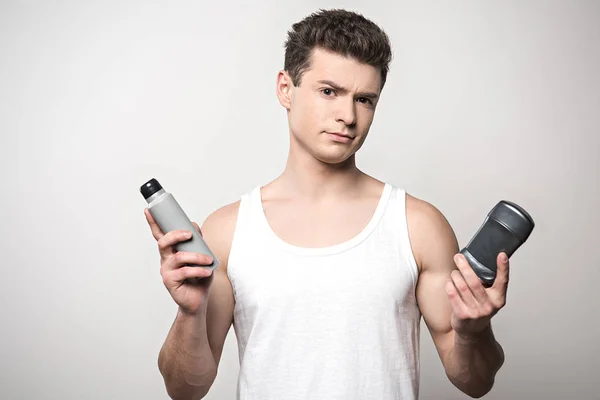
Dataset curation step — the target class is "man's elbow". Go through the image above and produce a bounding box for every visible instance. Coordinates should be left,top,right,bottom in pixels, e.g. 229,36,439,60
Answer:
449,378,495,399
166,387,210,400
163,379,214,400
465,382,494,399
159,362,216,400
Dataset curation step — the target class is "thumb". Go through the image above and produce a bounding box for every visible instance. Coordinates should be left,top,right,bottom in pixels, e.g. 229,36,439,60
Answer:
489,252,510,307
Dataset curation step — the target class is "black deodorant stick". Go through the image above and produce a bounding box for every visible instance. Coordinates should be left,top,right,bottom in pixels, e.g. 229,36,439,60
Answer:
460,200,534,287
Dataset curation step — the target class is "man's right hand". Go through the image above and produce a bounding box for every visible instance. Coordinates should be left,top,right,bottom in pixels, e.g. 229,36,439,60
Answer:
145,208,215,315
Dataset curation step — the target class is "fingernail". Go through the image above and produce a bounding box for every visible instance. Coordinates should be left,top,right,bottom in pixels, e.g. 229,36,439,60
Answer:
185,231,192,238
501,253,508,262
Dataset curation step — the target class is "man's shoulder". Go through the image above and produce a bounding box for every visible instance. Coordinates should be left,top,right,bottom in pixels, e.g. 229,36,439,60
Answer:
199,200,242,267
201,200,241,237
204,200,241,225
405,193,449,228
405,192,459,273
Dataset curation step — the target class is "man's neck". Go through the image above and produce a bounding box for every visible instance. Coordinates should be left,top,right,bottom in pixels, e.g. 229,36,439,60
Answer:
272,146,367,200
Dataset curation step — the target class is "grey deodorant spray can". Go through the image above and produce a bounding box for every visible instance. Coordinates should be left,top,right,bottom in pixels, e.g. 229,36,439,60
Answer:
140,178,219,271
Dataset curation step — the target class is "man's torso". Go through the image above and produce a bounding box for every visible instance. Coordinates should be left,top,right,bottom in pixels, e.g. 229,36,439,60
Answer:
223,178,422,400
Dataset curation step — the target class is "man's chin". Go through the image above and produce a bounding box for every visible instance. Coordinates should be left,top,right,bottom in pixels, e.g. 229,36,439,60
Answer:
313,148,357,166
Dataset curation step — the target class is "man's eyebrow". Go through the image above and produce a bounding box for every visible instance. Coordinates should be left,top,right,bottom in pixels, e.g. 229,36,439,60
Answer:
317,80,379,99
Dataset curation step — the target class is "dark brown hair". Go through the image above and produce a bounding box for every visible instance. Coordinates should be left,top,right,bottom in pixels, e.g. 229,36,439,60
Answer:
284,9,393,90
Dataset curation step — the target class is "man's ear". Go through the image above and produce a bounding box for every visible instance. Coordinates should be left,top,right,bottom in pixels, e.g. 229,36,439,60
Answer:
276,70,294,110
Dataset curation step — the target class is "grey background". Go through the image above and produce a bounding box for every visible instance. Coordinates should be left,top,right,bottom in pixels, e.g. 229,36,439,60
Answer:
1,1,598,399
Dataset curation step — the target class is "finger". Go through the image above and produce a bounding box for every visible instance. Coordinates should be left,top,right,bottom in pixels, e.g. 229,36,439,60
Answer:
145,209,164,240
163,251,214,271
453,254,489,304
445,279,469,318
167,266,214,284
450,269,478,309
490,252,510,295
192,222,203,236
157,230,193,258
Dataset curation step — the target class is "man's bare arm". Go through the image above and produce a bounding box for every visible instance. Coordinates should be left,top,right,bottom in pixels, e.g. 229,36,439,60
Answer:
157,201,238,400
406,195,506,398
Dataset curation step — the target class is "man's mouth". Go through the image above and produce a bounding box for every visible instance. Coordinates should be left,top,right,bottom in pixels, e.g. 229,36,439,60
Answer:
327,132,354,142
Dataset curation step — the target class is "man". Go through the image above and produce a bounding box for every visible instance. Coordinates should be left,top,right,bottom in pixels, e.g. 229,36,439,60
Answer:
145,9,508,400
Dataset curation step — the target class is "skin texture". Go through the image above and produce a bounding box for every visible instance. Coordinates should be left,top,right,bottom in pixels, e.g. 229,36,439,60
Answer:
149,47,506,399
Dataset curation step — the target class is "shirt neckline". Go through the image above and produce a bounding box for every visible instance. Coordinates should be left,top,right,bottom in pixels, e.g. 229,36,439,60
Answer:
252,183,393,257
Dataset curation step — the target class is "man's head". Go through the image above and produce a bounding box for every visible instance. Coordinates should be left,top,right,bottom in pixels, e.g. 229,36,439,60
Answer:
276,9,393,166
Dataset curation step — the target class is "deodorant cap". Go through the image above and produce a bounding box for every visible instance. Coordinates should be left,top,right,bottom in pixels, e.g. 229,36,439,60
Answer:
489,201,535,242
140,178,163,200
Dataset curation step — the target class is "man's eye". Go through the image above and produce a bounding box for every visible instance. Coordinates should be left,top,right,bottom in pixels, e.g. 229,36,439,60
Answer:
322,88,334,96
357,97,372,105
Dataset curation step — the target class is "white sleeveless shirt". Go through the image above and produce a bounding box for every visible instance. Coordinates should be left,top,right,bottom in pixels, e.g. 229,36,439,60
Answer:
226,183,422,400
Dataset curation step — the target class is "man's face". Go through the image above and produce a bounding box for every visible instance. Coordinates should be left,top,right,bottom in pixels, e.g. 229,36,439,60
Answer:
278,47,382,165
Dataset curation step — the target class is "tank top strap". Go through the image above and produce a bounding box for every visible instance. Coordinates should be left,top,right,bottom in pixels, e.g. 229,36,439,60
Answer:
378,185,420,286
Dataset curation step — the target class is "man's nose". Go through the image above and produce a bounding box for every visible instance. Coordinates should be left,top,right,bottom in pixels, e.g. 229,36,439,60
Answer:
335,97,357,126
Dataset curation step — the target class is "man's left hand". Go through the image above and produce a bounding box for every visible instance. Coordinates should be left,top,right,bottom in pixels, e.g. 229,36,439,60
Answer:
445,252,510,339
